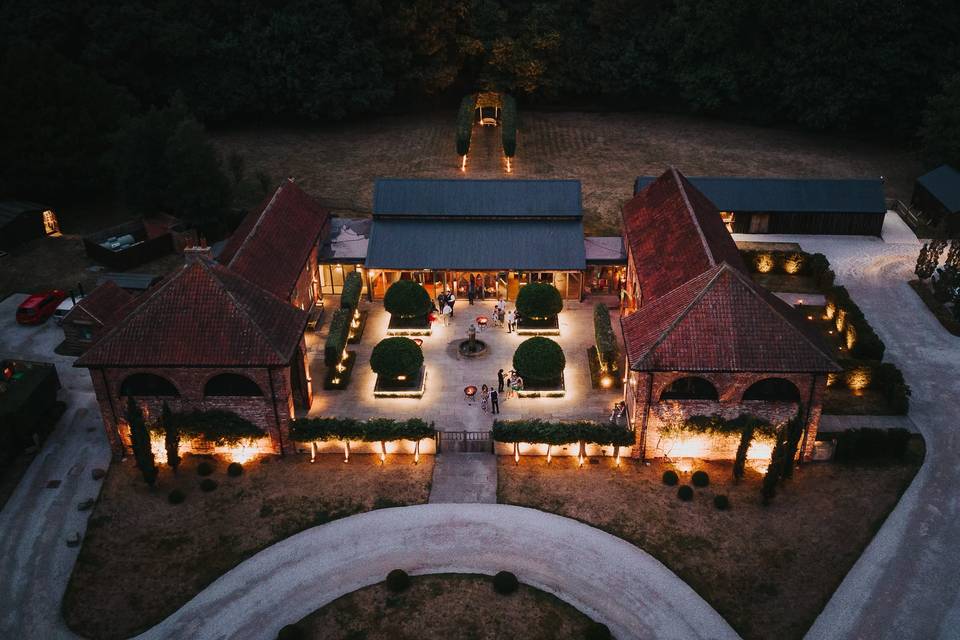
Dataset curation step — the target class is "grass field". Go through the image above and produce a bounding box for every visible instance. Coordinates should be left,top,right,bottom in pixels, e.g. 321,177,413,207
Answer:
498,451,922,640
290,573,599,640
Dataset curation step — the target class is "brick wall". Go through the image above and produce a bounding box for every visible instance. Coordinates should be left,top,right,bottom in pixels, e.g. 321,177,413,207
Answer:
61,307,102,353
288,246,320,311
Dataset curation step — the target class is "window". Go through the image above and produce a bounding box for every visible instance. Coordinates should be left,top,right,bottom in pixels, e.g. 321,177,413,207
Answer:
119,373,180,397
204,373,263,397
660,377,719,401
742,378,801,402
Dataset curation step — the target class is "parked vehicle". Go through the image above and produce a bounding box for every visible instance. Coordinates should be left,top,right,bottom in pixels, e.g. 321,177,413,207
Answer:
53,297,78,325
16,290,67,325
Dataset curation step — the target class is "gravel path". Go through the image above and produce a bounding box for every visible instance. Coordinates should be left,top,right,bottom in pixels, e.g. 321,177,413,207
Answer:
133,504,740,640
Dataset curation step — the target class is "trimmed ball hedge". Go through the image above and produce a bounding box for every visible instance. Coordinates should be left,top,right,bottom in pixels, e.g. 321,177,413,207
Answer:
513,336,565,384
714,495,731,510
197,461,213,476
200,478,218,492
662,470,679,486
167,489,186,505
384,279,432,319
386,569,411,592
493,571,519,595
290,417,435,443
492,419,633,447
227,462,244,477
370,337,424,379
677,485,694,501
516,282,563,319
340,271,362,311
324,308,351,366
692,470,710,487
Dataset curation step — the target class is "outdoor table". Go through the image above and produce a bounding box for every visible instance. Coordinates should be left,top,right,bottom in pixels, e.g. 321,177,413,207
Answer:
476,316,488,331
464,385,477,404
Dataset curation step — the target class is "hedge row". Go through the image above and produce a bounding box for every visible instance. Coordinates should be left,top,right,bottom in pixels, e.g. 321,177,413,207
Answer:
832,428,912,463
908,280,960,336
739,249,834,288
456,94,474,156
833,359,911,414
659,413,776,439
492,419,634,447
825,286,886,360
501,94,517,157
593,303,621,373
169,409,265,445
289,417,435,442
324,308,351,366
340,271,362,311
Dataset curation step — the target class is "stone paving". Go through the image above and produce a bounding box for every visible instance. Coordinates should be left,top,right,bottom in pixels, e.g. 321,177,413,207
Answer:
427,454,498,504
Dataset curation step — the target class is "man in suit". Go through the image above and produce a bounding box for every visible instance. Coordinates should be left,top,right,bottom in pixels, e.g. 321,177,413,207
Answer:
490,388,500,414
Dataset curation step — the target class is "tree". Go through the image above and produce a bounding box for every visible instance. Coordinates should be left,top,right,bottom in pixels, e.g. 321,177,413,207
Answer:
369,337,424,379
162,402,180,473
513,337,565,384
915,244,932,280
126,397,157,487
920,73,960,169
383,280,431,319
761,428,787,506
732,420,756,482
780,413,805,480
516,282,563,319
945,239,960,271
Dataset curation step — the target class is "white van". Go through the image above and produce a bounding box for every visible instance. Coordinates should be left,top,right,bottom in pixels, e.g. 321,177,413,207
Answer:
53,297,77,325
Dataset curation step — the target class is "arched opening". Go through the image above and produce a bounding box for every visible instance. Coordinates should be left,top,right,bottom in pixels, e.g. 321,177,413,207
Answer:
204,373,263,397
120,373,180,397
742,378,801,403
660,376,719,401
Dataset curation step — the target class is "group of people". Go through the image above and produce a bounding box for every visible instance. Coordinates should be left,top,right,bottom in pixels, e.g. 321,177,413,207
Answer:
475,368,524,414
491,298,521,332
435,290,456,326
431,293,522,332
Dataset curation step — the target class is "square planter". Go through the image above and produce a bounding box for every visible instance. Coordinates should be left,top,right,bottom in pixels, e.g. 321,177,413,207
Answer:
587,346,621,392
323,351,356,390
516,372,565,398
347,310,369,344
516,316,560,336
374,366,427,398
386,315,432,337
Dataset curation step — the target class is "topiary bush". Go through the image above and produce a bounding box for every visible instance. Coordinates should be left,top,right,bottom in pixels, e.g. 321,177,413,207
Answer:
384,280,432,319
501,94,518,157
324,308,351,366
493,571,519,595
593,303,621,376
227,462,243,477
662,470,679,486
197,461,213,476
516,282,563,319
692,470,709,487
167,489,186,505
512,337,565,384
385,569,410,593
277,624,305,640
585,622,612,640
455,94,474,156
200,478,218,492
714,494,731,510
677,485,694,501
340,271,362,311
370,337,424,379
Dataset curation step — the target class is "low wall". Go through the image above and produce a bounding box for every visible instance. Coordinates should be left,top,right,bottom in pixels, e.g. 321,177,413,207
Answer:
298,437,437,456
494,441,622,458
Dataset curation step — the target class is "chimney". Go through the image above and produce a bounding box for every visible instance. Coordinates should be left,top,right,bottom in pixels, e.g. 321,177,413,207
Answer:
184,245,212,264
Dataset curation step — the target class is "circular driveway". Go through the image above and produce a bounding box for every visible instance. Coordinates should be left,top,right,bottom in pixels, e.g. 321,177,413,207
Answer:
135,504,739,640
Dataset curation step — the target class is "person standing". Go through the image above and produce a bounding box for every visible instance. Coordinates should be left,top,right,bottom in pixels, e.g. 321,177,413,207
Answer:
442,301,452,326
506,309,515,333
496,297,506,317
497,368,505,393
490,387,500,414
468,275,475,305
480,384,489,413
448,291,457,318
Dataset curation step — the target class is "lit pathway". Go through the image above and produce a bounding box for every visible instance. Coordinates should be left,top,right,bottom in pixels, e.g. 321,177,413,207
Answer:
737,213,960,640
134,504,740,640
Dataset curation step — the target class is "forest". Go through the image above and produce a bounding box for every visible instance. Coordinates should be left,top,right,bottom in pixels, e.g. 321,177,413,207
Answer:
1,0,959,203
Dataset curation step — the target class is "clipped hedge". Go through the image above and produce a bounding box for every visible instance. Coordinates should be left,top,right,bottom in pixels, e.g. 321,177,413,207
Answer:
833,428,912,463
492,419,634,447
516,282,563,319
289,417,435,443
513,336,565,383
501,94,517,157
493,571,519,595
384,280,432,319
324,308,351,366
659,413,775,439
172,410,265,446
340,271,362,311
386,569,411,592
370,337,424,378
833,358,911,414
456,94,474,156
593,303,621,374
740,249,835,289
825,286,886,360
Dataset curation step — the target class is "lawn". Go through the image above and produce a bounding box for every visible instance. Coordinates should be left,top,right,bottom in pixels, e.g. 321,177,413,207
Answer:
498,451,922,640
289,573,599,640
62,452,434,640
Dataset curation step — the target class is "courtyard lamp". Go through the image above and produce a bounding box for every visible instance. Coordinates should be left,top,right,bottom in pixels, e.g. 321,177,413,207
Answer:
546,445,552,464
343,439,350,463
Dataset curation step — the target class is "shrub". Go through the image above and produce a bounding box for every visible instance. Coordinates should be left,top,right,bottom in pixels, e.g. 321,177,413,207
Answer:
513,337,565,384
174,410,265,446
516,282,563,319
340,271,362,311
324,308,351,366
385,569,410,592
874,362,911,414
384,280,432,319
677,485,694,501
662,470,679,486
455,94,474,156
277,624,305,640
834,428,912,463
227,462,243,477
691,470,710,487
492,419,633,447
493,571,519,595
593,303,620,374
167,489,186,505
501,94,517,157
200,478,218,492
825,286,886,360
585,622,612,640
714,495,730,510
370,337,424,379
290,417,434,443
197,461,214,476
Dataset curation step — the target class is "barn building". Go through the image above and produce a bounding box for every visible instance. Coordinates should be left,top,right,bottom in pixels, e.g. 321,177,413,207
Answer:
911,165,960,235
634,175,887,236
0,201,59,248
621,169,840,462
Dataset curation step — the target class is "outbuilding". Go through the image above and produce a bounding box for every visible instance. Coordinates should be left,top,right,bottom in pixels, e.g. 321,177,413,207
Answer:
0,202,59,248
912,165,960,235
634,176,887,236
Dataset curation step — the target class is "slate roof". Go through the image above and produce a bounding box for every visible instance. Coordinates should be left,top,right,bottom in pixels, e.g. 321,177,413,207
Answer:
319,217,370,262
0,201,44,225
219,180,330,298
584,236,627,264
916,165,960,213
634,176,886,214
622,168,746,303
365,218,586,270
76,257,308,368
621,263,839,373
62,281,134,327
373,179,582,218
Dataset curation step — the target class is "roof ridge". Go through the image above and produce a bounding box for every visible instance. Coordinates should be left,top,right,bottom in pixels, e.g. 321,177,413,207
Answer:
227,182,286,269
670,167,717,267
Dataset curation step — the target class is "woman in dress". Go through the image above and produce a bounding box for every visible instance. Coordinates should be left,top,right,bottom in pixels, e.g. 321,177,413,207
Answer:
480,384,489,412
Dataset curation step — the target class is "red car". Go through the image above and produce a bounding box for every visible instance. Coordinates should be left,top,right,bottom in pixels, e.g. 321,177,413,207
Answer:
16,290,68,325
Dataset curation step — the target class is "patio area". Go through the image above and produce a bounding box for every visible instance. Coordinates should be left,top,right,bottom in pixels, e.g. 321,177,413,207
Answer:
305,300,622,432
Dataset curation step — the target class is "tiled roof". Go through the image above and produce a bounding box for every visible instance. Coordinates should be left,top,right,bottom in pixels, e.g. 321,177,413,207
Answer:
76,257,307,367
219,180,330,298
63,281,134,327
622,168,746,303
621,263,839,373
